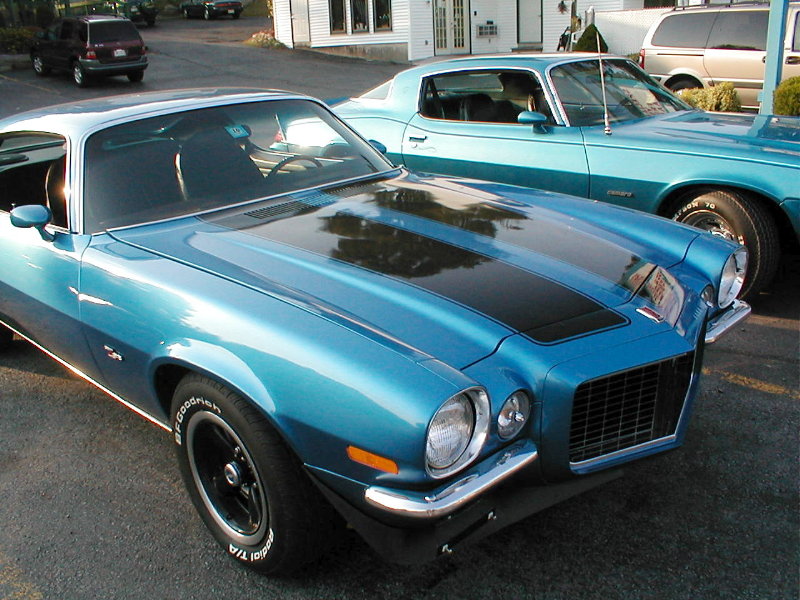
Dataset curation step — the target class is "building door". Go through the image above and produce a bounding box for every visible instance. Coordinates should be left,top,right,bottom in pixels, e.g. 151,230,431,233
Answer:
289,0,311,46
433,0,469,55
518,0,542,46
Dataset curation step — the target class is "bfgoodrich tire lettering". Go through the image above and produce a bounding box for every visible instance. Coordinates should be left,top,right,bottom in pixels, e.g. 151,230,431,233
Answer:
171,374,339,574
673,188,779,299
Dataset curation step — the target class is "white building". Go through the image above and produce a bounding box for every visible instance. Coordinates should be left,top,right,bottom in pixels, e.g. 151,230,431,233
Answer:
272,0,679,63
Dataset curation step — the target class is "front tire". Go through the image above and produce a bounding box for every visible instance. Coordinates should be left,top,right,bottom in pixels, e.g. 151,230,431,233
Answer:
204,7,212,19
672,188,779,299
171,374,338,574
31,54,50,76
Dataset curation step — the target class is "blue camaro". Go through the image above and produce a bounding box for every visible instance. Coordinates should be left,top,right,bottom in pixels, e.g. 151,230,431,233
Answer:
334,54,800,300
0,89,749,574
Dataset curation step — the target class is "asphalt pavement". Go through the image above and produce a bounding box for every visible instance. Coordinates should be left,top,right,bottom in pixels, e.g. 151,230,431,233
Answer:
0,16,798,600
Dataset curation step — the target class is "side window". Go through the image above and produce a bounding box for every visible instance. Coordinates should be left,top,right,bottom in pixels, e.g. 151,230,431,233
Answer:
46,22,60,41
78,21,88,43
420,71,552,124
792,12,800,52
708,11,768,51
60,20,74,41
651,12,716,48
0,134,68,228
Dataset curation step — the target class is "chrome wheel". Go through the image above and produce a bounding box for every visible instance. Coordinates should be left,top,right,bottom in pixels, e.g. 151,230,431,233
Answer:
680,210,738,242
186,411,269,546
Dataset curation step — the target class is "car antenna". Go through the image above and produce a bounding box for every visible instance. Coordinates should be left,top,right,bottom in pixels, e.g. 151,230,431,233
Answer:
597,31,612,135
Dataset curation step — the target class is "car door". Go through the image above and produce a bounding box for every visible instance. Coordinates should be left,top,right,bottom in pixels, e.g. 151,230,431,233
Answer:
400,69,590,198
0,133,97,377
37,21,62,68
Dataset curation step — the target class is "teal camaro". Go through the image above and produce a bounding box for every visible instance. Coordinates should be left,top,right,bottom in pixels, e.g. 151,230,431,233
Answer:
335,54,800,299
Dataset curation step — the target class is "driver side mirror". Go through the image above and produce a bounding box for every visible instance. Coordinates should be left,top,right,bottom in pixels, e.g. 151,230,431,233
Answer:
11,204,55,241
369,139,387,155
518,111,549,133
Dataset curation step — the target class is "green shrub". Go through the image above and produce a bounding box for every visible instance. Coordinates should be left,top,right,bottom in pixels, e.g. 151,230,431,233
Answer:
773,76,800,116
573,24,608,53
0,27,38,54
679,82,742,112
244,28,285,49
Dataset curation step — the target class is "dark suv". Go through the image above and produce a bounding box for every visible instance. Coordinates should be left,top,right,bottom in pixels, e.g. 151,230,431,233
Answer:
30,15,148,88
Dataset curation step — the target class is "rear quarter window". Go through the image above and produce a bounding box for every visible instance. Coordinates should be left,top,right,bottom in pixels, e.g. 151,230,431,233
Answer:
651,12,717,48
707,11,768,51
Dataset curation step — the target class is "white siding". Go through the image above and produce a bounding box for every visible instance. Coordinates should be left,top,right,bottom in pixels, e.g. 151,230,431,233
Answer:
407,0,434,61
542,0,646,54
274,1,295,48
595,8,672,55
470,0,517,54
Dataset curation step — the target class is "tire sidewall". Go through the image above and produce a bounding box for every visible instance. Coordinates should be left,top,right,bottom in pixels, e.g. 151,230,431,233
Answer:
673,191,746,246
171,378,284,571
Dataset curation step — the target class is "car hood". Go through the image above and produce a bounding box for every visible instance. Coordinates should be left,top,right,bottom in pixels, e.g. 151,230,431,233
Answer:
592,111,800,165
110,171,699,368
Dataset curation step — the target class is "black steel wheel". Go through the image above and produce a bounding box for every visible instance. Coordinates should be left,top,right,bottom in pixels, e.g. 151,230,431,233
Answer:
171,374,339,574
672,187,779,299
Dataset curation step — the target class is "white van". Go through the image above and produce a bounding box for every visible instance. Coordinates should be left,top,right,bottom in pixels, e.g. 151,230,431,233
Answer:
639,2,800,110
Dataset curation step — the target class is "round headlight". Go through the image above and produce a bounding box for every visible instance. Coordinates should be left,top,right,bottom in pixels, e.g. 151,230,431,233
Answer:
497,391,531,440
718,247,747,308
426,389,490,478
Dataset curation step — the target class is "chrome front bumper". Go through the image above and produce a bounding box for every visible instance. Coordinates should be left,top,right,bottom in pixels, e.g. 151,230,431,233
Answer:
705,299,751,344
364,439,538,519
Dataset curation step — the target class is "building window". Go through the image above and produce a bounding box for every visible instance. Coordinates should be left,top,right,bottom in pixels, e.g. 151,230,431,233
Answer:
350,0,368,33
373,0,391,31
330,0,345,33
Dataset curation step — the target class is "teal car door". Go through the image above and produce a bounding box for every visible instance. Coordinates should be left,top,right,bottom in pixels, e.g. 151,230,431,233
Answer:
399,69,590,198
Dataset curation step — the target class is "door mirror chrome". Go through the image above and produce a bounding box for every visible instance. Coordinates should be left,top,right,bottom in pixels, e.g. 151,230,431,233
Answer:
10,204,55,241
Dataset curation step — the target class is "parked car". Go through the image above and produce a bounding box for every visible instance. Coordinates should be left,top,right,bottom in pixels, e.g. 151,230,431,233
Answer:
334,54,800,299
99,0,159,27
30,15,147,87
0,89,749,574
180,0,243,20
639,2,800,109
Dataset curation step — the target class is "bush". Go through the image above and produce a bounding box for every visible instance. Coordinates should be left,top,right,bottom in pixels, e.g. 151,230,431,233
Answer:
679,82,742,112
773,76,800,116
573,24,608,53
245,28,285,49
0,27,38,54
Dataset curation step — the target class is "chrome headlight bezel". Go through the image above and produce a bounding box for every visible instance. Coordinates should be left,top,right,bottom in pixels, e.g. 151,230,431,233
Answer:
718,247,747,308
425,387,490,479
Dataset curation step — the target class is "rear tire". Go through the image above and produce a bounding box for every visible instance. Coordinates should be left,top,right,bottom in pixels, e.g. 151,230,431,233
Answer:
127,70,144,83
672,188,780,299
171,374,340,574
0,327,13,351
668,76,701,94
204,7,212,19
72,61,90,88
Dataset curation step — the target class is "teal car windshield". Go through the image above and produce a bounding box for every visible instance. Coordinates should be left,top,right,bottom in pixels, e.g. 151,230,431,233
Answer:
83,99,391,232
550,59,689,126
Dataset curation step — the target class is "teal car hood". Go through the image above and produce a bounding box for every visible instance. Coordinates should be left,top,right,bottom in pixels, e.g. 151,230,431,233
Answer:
109,172,699,368
593,111,800,164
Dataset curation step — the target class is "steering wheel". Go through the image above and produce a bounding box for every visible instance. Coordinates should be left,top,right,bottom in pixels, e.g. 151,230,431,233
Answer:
266,155,322,178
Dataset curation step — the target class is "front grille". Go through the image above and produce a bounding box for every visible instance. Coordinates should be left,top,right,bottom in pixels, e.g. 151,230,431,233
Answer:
569,352,694,464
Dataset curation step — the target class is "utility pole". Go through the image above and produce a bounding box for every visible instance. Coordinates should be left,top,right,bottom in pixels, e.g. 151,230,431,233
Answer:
759,0,789,115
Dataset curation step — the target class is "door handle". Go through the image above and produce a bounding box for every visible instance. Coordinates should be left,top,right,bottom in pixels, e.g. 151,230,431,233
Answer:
786,56,800,65
408,135,427,142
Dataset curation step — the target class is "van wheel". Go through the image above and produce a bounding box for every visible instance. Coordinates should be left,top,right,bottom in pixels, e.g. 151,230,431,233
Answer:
668,76,701,94
672,188,779,299
72,61,90,88
171,374,340,574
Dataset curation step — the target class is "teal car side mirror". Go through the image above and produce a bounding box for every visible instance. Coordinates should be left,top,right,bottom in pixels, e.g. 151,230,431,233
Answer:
369,139,387,154
518,111,549,132
11,204,55,241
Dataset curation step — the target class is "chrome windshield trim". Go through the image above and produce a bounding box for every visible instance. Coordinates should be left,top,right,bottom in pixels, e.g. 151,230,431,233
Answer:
364,439,538,519
705,300,751,344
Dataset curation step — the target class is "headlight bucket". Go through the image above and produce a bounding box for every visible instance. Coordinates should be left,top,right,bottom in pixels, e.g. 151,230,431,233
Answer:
426,388,490,479
718,247,747,308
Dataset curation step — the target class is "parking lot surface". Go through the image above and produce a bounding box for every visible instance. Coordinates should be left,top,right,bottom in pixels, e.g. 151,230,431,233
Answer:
0,16,798,600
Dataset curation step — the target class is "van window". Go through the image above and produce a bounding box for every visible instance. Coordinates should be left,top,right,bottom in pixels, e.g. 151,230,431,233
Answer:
89,21,142,43
651,12,716,48
793,12,800,52
707,11,768,51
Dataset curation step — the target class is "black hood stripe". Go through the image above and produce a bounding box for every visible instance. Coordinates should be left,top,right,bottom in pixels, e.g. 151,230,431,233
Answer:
205,196,626,343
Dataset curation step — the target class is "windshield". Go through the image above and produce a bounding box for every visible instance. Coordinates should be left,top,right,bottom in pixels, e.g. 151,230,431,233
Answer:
550,59,689,127
83,98,392,232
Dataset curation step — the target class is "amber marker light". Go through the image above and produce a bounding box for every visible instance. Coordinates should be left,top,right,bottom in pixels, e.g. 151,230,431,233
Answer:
346,446,399,474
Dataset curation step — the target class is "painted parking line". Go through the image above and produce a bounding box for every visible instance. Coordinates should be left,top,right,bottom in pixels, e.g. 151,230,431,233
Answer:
0,550,43,600
703,368,800,400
